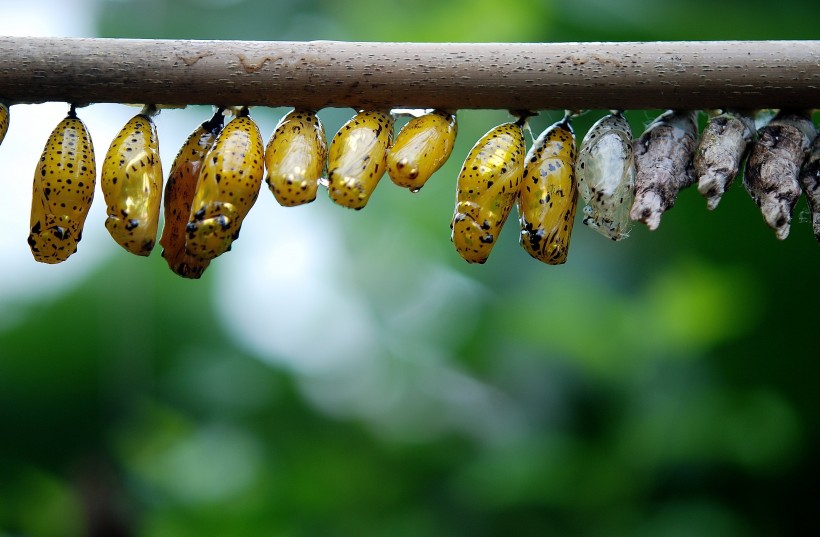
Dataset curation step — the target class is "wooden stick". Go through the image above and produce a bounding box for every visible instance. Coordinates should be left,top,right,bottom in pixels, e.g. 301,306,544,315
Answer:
1,38,819,110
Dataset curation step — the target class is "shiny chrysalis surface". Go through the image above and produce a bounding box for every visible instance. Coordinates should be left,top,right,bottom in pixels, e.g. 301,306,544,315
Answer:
387,110,457,192
451,120,526,264
744,109,815,240
327,110,394,210
0,102,8,147
159,109,224,278
28,106,96,264
630,110,698,230
800,131,820,243
186,108,265,260
265,109,327,207
101,110,163,256
694,110,756,211
518,117,578,264
576,112,634,241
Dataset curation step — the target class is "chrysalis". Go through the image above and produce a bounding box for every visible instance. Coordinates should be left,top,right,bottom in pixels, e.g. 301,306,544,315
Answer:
630,110,698,230
387,110,457,192
800,131,820,243
694,110,756,210
451,117,526,264
28,105,96,264
186,107,265,260
327,110,394,210
159,108,224,278
265,109,327,207
744,109,815,240
576,112,634,241
518,116,578,264
101,107,163,256
0,102,9,148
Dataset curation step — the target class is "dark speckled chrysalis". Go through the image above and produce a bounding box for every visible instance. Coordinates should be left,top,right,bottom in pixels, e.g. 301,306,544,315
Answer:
518,116,578,264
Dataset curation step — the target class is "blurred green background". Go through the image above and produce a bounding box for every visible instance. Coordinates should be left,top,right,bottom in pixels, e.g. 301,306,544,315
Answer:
2,0,820,536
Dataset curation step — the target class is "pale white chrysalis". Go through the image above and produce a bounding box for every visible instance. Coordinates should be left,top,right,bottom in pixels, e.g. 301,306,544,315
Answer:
576,112,635,241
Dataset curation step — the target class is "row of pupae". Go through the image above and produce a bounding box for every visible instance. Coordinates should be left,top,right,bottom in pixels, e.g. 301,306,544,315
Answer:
454,108,820,265
13,104,447,277
2,102,818,277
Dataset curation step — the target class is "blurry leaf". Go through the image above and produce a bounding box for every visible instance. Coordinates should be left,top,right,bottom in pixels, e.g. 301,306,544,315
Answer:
0,467,84,537
321,0,550,41
617,387,801,472
636,499,752,537
499,257,760,374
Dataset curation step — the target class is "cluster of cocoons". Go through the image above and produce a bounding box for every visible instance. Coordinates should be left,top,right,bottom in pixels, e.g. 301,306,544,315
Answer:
2,102,817,276
13,105,459,276
454,108,820,265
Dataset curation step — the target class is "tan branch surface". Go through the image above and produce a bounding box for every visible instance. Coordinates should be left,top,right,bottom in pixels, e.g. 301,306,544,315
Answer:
1,38,819,110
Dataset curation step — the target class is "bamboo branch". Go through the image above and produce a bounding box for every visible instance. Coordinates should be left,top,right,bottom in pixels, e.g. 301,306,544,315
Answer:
1,37,819,110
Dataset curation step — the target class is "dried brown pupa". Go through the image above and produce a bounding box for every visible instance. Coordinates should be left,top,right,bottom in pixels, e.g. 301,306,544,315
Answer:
694,109,756,210
630,110,698,230
744,109,816,240
798,129,820,243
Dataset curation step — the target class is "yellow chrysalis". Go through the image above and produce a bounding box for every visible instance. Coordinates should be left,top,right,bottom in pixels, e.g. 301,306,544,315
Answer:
186,108,265,260
451,119,526,264
28,106,96,264
265,109,327,207
327,110,394,210
160,108,224,278
387,110,457,192
518,117,578,265
101,108,163,256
